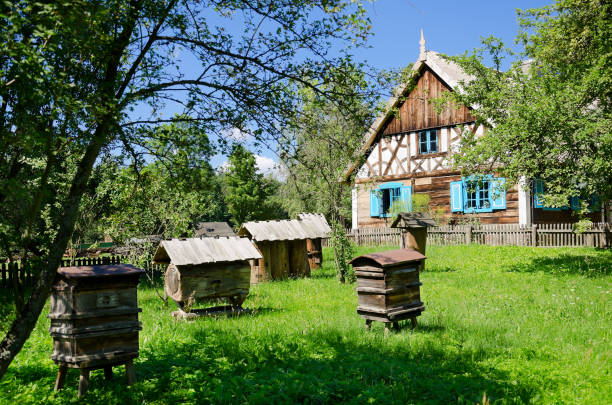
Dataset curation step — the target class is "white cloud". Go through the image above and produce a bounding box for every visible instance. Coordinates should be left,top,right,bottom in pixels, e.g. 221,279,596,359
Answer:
255,155,277,176
216,154,285,181
219,127,251,141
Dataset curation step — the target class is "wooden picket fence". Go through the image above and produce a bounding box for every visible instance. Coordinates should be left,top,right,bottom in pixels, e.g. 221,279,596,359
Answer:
331,222,611,248
0,256,166,288
3,223,609,289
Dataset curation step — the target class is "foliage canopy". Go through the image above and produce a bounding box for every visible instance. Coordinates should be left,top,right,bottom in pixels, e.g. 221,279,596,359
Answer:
446,0,611,214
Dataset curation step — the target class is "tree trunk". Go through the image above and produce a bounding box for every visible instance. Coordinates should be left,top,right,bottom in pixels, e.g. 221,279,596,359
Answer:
0,0,146,378
333,243,345,283
0,125,108,379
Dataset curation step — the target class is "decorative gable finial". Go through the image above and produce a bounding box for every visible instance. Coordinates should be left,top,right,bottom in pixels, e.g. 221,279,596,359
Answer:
418,29,426,61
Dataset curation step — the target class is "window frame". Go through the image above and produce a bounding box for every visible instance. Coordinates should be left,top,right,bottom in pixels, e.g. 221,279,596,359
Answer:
462,175,493,213
379,183,402,218
418,129,439,155
370,182,410,218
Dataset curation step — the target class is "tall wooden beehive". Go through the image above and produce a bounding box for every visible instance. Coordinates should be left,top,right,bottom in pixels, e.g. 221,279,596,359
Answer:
48,264,144,369
350,249,425,330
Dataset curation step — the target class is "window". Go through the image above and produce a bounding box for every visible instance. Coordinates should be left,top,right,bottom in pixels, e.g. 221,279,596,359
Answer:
418,130,438,154
536,179,599,212
380,187,400,216
533,179,566,211
370,183,412,218
450,176,506,213
465,178,491,212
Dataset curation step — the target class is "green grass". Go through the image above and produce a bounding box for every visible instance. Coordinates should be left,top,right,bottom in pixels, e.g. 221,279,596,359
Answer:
0,245,610,404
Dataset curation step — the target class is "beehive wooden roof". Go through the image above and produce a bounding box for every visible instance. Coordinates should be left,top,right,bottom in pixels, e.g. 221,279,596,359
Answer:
238,219,308,242
390,212,437,228
57,264,144,279
297,213,331,239
349,249,426,267
153,237,262,266
238,214,331,242
194,222,236,238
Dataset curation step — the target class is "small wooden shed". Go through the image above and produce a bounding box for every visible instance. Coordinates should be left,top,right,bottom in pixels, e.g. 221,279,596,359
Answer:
194,222,236,238
238,219,312,283
297,213,331,270
153,237,262,310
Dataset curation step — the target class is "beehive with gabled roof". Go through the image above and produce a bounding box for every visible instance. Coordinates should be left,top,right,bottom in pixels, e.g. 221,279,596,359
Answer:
153,237,261,309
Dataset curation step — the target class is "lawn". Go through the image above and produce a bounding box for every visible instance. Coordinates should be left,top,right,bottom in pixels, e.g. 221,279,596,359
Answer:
0,245,610,404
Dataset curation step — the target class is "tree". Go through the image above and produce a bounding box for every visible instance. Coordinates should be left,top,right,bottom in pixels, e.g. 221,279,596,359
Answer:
0,0,373,377
278,79,378,282
72,121,226,245
443,0,611,217
223,144,285,227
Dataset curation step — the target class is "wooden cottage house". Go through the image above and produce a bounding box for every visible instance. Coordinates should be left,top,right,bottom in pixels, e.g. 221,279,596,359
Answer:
238,216,327,283
343,32,607,228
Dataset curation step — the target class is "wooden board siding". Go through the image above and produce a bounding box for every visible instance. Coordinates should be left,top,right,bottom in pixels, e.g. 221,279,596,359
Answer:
251,240,310,282
356,174,519,228
382,67,474,136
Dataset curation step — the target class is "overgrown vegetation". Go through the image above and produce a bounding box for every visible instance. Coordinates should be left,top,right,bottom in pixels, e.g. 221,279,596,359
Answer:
0,244,609,403
221,144,286,228
0,0,383,373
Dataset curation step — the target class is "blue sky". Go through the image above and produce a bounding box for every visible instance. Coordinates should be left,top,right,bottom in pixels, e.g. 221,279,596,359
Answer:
203,1,552,172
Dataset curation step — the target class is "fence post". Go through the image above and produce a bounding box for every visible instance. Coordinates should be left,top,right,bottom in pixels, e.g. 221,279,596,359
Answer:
531,224,538,247
465,225,472,244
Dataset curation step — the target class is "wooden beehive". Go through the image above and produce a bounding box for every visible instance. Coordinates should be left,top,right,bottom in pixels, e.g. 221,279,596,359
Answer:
153,237,262,310
163,261,251,307
350,249,425,331
239,214,330,282
298,213,331,270
48,264,144,396
390,212,437,255
306,237,323,269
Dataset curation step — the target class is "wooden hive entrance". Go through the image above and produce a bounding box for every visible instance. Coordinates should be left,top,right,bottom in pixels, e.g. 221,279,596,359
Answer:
48,264,144,397
350,249,426,332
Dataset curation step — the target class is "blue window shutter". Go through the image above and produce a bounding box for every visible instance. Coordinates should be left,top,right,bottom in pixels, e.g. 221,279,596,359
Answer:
450,181,463,212
533,179,544,208
490,177,506,210
401,185,412,212
370,189,380,217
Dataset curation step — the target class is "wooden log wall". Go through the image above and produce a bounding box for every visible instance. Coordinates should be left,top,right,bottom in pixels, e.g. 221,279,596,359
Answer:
250,240,311,282
533,208,602,224
356,174,520,228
